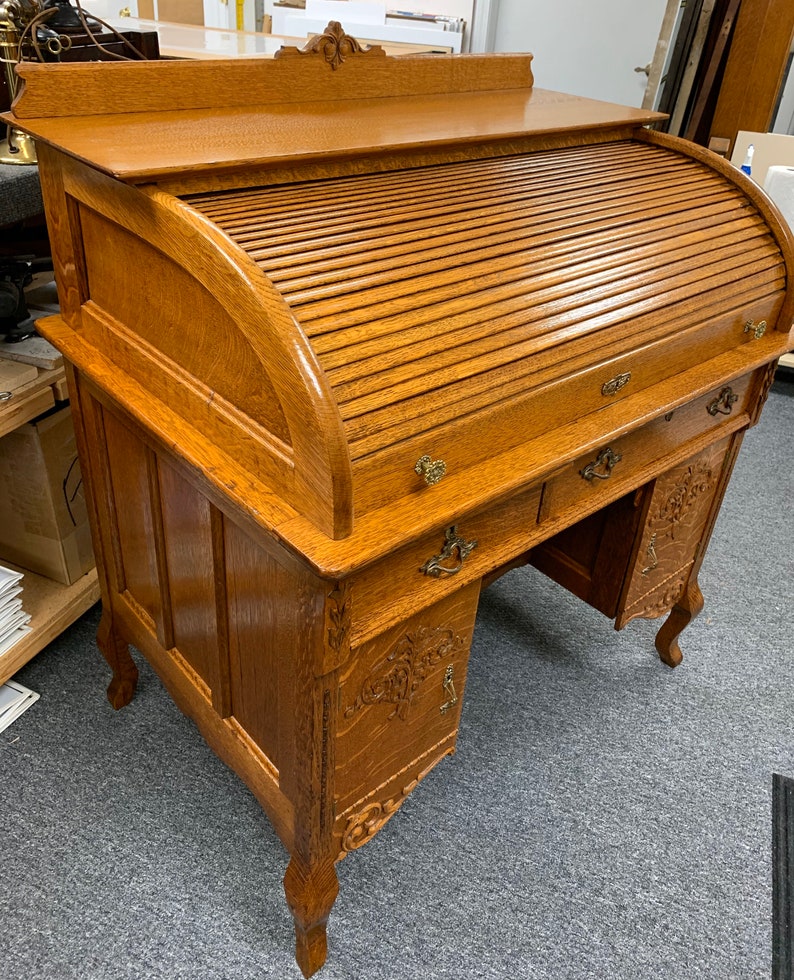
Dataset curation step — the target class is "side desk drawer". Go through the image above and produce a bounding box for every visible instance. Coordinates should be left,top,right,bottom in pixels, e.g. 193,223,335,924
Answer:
335,581,481,820
541,372,755,524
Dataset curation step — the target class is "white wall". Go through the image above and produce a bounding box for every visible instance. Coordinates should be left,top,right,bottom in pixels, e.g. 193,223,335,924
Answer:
492,0,669,107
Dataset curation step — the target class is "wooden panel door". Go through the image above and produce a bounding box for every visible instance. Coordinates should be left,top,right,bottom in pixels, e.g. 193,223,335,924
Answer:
616,434,734,627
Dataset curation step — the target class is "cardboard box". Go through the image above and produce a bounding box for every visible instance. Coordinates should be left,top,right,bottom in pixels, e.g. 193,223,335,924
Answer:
0,406,94,585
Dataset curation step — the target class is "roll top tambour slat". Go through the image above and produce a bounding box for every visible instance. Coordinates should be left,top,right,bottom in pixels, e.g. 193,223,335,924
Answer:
183,139,786,479
188,141,700,223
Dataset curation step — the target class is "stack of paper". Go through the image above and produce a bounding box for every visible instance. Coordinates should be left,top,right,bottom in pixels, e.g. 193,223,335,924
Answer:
0,680,39,733
0,564,32,658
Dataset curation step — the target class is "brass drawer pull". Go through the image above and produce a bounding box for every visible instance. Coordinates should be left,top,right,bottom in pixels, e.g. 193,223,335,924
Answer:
415,454,447,486
420,525,477,577
601,372,631,396
580,447,622,481
440,664,458,714
707,386,738,416
744,319,767,339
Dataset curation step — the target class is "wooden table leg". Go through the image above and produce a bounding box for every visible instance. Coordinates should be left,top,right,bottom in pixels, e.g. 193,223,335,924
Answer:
654,577,704,668
284,855,340,978
97,606,139,708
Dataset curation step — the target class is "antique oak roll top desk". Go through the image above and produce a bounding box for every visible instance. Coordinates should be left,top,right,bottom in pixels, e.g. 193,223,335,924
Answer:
6,24,794,976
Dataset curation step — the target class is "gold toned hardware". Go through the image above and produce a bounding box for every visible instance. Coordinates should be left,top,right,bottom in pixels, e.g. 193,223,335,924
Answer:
0,391,12,402
743,319,767,339
707,386,738,416
415,454,447,486
601,372,631,396
420,526,478,577
642,533,658,575
440,664,457,714
118,6,131,15
580,447,622,482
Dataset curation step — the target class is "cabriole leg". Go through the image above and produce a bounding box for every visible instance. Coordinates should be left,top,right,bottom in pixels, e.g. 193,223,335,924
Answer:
283,856,340,978
654,577,704,668
97,607,138,709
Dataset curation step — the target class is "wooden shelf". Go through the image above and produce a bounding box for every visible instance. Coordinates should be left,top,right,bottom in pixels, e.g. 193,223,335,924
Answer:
0,565,100,686
0,363,67,439
0,358,99,686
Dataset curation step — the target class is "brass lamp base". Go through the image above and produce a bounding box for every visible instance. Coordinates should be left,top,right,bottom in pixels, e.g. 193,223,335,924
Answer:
0,129,37,165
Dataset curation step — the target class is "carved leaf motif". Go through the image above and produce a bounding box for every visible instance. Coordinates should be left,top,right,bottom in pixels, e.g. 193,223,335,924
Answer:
751,360,778,424
327,584,351,653
344,626,463,721
657,462,716,539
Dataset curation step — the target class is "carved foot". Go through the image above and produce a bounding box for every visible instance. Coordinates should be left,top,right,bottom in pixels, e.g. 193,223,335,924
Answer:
654,578,704,668
96,608,138,709
283,856,339,978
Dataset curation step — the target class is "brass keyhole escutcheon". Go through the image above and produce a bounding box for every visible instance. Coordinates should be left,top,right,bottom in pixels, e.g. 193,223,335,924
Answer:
601,372,631,396
415,454,447,486
744,319,767,340
440,664,458,714
641,533,658,576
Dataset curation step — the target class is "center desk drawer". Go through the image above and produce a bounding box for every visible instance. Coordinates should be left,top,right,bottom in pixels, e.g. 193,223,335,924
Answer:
348,483,544,647
541,371,756,524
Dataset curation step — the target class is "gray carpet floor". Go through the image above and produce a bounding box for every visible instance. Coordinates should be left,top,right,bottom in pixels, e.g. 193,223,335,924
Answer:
1,378,793,980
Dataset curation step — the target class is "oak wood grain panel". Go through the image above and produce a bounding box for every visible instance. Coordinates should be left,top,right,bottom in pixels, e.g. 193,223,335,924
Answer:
530,491,646,618
101,408,162,631
158,457,222,697
33,144,89,322
11,52,538,118
79,205,289,443
57,152,353,539
348,486,542,647
222,517,328,783
6,91,662,186
334,731,458,860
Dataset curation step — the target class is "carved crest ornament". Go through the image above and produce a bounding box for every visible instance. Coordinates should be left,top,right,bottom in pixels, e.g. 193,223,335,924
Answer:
275,21,386,71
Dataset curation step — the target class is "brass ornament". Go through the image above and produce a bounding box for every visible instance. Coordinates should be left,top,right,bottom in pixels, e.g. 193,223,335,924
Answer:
601,372,631,396
415,454,447,486
439,664,457,714
743,319,767,340
706,386,738,416
641,532,658,576
580,447,622,482
420,525,478,577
